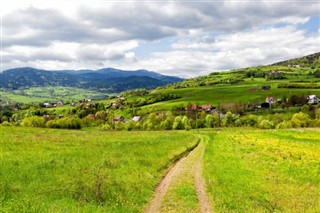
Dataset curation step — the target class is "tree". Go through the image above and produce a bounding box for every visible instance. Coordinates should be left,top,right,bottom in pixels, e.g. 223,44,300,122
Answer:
173,116,184,130
291,112,310,127
182,116,191,130
222,112,239,127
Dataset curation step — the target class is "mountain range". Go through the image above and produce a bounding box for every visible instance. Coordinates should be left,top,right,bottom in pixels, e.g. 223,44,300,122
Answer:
0,67,183,92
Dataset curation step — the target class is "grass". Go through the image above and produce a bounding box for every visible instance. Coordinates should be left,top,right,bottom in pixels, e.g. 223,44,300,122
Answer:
140,77,320,111
203,128,320,212
0,87,107,103
160,136,203,212
0,127,198,212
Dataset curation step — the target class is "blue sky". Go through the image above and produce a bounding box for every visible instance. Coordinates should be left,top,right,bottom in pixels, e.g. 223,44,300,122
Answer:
1,1,319,78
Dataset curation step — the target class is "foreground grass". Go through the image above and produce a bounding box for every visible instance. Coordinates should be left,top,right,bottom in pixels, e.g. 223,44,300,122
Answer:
0,127,197,212
203,128,320,212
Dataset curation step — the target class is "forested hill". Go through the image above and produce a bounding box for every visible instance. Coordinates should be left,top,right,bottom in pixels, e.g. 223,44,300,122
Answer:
0,67,183,92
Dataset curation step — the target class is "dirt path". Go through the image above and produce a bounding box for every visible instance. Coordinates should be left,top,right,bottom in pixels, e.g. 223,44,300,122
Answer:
144,136,212,213
194,136,212,213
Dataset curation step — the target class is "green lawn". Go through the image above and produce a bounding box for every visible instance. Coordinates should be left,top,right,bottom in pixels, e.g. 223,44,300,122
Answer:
203,128,320,212
0,127,197,212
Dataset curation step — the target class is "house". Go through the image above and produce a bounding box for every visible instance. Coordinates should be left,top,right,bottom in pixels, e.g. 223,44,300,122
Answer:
43,103,52,108
132,116,141,122
307,95,320,104
277,98,282,104
261,85,271,90
202,104,213,112
261,102,270,108
43,115,50,121
57,114,64,119
268,70,282,75
265,97,275,104
113,115,125,124
111,101,119,109
56,101,64,107
119,97,126,103
185,104,199,111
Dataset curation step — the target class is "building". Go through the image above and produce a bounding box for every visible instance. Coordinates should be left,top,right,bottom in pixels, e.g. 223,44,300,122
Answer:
307,95,320,104
132,116,141,122
113,115,125,124
202,104,213,112
265,97,275,104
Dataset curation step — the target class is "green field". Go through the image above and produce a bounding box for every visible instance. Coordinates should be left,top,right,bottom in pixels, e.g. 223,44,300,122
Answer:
203,128,320,212
1,127,319,212
0,127,197,212
0,87,107,103
144,78,320,110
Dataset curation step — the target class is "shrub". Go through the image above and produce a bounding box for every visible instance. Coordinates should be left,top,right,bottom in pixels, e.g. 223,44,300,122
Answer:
291,112,310,127
222,112,239,127
259,120,274,129
21,116,45,127
46,118,81,129
182,116,191,130
276,120,293,129
173,116,184,130
1,121,11,126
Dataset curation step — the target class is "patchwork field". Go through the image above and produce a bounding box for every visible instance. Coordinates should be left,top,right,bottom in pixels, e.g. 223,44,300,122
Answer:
1,127,319,212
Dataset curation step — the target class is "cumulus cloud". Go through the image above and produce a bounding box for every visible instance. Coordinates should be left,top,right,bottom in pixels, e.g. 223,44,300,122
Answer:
1,1,319,77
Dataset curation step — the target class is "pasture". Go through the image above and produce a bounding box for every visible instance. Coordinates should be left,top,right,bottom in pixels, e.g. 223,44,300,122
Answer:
1,127,319,212
0,127,197,212
203,128,320,212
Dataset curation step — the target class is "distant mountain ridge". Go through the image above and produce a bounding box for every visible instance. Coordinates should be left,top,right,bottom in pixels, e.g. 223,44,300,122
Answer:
0,67,183,92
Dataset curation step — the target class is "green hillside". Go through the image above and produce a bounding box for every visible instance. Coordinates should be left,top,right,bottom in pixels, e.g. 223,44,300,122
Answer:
121,53,320,111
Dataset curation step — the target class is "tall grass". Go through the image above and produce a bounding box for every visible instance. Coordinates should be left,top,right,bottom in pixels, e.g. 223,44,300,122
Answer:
0,127,197,212
203,128,320,212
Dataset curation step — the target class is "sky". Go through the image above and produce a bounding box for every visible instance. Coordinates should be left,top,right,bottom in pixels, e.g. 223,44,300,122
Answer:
0,0,319,78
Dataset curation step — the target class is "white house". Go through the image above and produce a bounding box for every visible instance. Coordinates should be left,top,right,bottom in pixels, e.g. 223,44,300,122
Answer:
265,96,275,104
132,116,141,122
307,95,320,104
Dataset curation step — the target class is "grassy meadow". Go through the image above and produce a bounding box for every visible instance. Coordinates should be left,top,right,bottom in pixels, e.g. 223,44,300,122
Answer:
0,127,198,212
0,87,107,103
1,126,319,212
203,128,320,212
145,78,320,110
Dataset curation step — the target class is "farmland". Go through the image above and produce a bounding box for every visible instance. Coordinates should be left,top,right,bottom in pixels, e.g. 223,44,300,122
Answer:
1,126,319,212
0,87,107,103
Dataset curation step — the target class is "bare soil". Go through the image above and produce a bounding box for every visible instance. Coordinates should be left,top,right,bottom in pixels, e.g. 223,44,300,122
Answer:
145,137,212,213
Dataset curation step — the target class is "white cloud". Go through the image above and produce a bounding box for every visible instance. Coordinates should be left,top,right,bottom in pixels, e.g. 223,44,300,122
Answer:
1,1,319,77
121,25,319,78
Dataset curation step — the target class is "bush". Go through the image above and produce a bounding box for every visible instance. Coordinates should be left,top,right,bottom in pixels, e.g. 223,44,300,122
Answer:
259,120,274,129
173,116,184,130
21,116,45,127
46,118,81,129
276,120,293,129
222,112,239,127
100,123,112,130
291,112,310,127
1,121,11,126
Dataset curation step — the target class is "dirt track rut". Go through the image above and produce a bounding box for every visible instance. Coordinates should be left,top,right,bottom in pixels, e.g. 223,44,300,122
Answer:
145,135,212,213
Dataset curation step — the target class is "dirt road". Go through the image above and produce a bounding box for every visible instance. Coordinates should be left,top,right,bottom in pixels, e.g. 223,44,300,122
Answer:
145,135,212,213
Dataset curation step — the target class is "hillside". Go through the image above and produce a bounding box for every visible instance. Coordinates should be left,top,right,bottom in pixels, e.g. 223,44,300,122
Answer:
0,67,183,92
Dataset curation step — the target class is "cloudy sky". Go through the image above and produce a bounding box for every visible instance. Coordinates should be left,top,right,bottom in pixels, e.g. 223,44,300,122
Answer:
1,0,319,78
